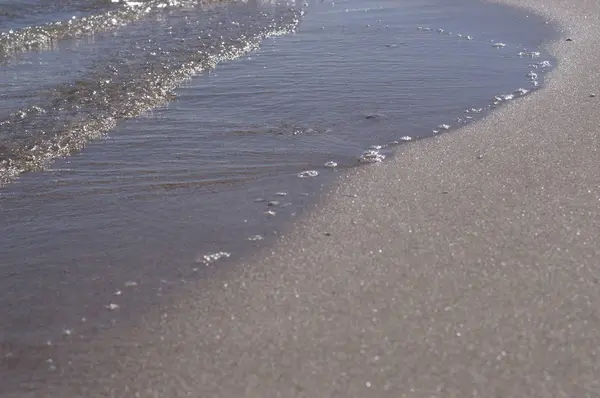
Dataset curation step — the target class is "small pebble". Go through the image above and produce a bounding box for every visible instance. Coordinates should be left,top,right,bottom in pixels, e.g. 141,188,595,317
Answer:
590,93,596,98
566,38,573,42
267,201,280,207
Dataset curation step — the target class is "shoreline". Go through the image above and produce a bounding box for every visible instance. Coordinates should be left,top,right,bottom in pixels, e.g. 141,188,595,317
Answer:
6,0,600,396
0,0,554,347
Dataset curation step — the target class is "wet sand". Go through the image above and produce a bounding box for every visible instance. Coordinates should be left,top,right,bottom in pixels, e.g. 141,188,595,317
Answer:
7,0,600,396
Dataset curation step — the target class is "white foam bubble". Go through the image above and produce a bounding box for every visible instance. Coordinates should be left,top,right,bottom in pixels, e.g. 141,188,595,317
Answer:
513,88,529,96
106,303,120,311
359,150,385,164
438,124,450,130
537,60,552,68
324,161,338,168
247,235,264,241
400,136,413,141
518,51,540,57
492,42,506,48
198,251,231,265
297,170,319,178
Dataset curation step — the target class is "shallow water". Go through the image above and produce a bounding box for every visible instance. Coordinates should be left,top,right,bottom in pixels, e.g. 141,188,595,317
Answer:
0,0,556,390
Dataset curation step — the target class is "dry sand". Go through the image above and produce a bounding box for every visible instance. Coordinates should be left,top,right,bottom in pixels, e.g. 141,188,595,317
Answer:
9,0,600,396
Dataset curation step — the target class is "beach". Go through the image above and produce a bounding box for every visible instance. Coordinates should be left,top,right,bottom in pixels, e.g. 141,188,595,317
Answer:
3,0,600,396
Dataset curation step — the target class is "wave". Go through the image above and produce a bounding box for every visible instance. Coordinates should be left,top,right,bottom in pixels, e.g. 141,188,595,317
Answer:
0,0,303,185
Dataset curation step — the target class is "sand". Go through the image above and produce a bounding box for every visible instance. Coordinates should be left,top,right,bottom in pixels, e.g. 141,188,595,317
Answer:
10,0,600,396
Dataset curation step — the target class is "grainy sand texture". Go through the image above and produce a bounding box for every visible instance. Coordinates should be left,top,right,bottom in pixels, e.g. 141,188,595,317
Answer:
8,0,600,397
